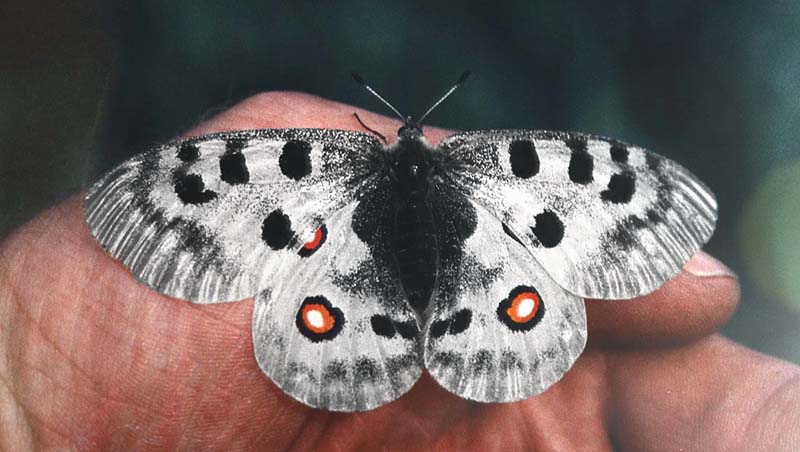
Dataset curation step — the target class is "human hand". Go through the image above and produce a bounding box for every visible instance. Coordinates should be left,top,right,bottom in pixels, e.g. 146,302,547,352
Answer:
1,92,798,451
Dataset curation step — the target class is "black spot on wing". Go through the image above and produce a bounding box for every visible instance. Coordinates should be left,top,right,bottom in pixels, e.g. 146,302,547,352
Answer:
430,309,472,339
500,351,524,372
370,315,396,339
508,139,539,178
602,150,673,254
284,361,317,384
323,360,348,381
646,208,664,224
567,137,594,184
354,357,381,384
608,214,649,250
470,350,494,374
120,186,226,286
430,351,463,371
261,209,294,250
430,319,450,338
531,210,564,248
448,309,472,335
569,157,594,183
280,140,312,180
177,142,199,162
394,320,418,339
173,172,217,205
219,139,249,184
165,218,224,266
609,141,629,163
645,152,660,171
386,353,420,384
601,172,636,204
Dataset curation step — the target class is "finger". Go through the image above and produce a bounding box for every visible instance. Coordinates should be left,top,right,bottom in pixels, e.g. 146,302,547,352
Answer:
0,197,303,450
606,335,800,451
585,252,740,347
186,91,452,144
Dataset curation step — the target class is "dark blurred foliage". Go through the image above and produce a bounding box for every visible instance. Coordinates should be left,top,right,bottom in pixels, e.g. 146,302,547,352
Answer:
1,1,798,362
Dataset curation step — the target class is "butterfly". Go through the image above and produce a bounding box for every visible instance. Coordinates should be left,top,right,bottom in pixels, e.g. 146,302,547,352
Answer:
84,72,717,411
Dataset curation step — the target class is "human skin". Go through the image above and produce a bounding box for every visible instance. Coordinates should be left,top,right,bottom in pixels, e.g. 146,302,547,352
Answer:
1,92,798,451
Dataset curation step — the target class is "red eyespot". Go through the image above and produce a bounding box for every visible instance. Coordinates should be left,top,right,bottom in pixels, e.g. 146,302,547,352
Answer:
497,285,545,332
295,296,344,342
298,225,327,257
507,291,540,324
301,303,336,334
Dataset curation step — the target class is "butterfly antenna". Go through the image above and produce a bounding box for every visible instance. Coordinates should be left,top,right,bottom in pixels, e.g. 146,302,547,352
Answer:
353,112,388,144
417,70,471,124
351,72,405,122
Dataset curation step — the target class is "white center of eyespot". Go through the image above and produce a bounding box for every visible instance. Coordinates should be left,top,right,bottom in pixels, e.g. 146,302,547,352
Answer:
306,309,325,328
517,297,535,318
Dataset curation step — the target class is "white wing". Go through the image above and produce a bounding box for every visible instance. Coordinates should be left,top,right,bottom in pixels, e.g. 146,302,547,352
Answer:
439,130,716,299
85,129,383,303
423,201,586,402
253,203,422,411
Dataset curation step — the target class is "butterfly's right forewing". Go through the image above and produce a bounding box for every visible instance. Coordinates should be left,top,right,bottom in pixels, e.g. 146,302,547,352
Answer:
439,130,717,300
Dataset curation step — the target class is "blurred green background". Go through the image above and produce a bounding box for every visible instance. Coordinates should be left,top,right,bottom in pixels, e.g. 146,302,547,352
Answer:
1,1,798,363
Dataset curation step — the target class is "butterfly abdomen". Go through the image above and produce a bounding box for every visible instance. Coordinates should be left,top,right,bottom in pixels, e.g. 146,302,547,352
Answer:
391,192,439,313
388,138,441,313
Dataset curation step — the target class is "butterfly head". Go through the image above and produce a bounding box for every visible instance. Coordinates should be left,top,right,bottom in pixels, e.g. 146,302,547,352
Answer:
390,136,433,194
352,70,470,143
398,116,424,140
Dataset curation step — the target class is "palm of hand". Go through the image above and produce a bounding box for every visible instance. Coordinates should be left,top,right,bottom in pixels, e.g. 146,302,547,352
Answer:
1,93,797,451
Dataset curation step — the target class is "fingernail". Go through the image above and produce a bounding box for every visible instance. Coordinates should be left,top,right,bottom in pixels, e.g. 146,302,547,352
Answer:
683,251,738,279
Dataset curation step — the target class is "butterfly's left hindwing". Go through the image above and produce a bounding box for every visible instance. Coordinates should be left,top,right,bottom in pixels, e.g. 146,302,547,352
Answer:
253,203,422,412
85,129,383,303
423,201,587,402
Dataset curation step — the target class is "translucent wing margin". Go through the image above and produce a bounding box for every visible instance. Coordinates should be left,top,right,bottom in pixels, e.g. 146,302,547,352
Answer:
438,130,717,299
85,128,383,303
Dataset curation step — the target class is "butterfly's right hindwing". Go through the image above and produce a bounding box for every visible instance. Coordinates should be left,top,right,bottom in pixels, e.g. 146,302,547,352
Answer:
423,201,587,402
85,129,383,303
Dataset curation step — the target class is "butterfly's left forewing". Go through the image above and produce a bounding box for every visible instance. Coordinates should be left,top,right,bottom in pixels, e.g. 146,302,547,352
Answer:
85,129,383,303
253,202,422,412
